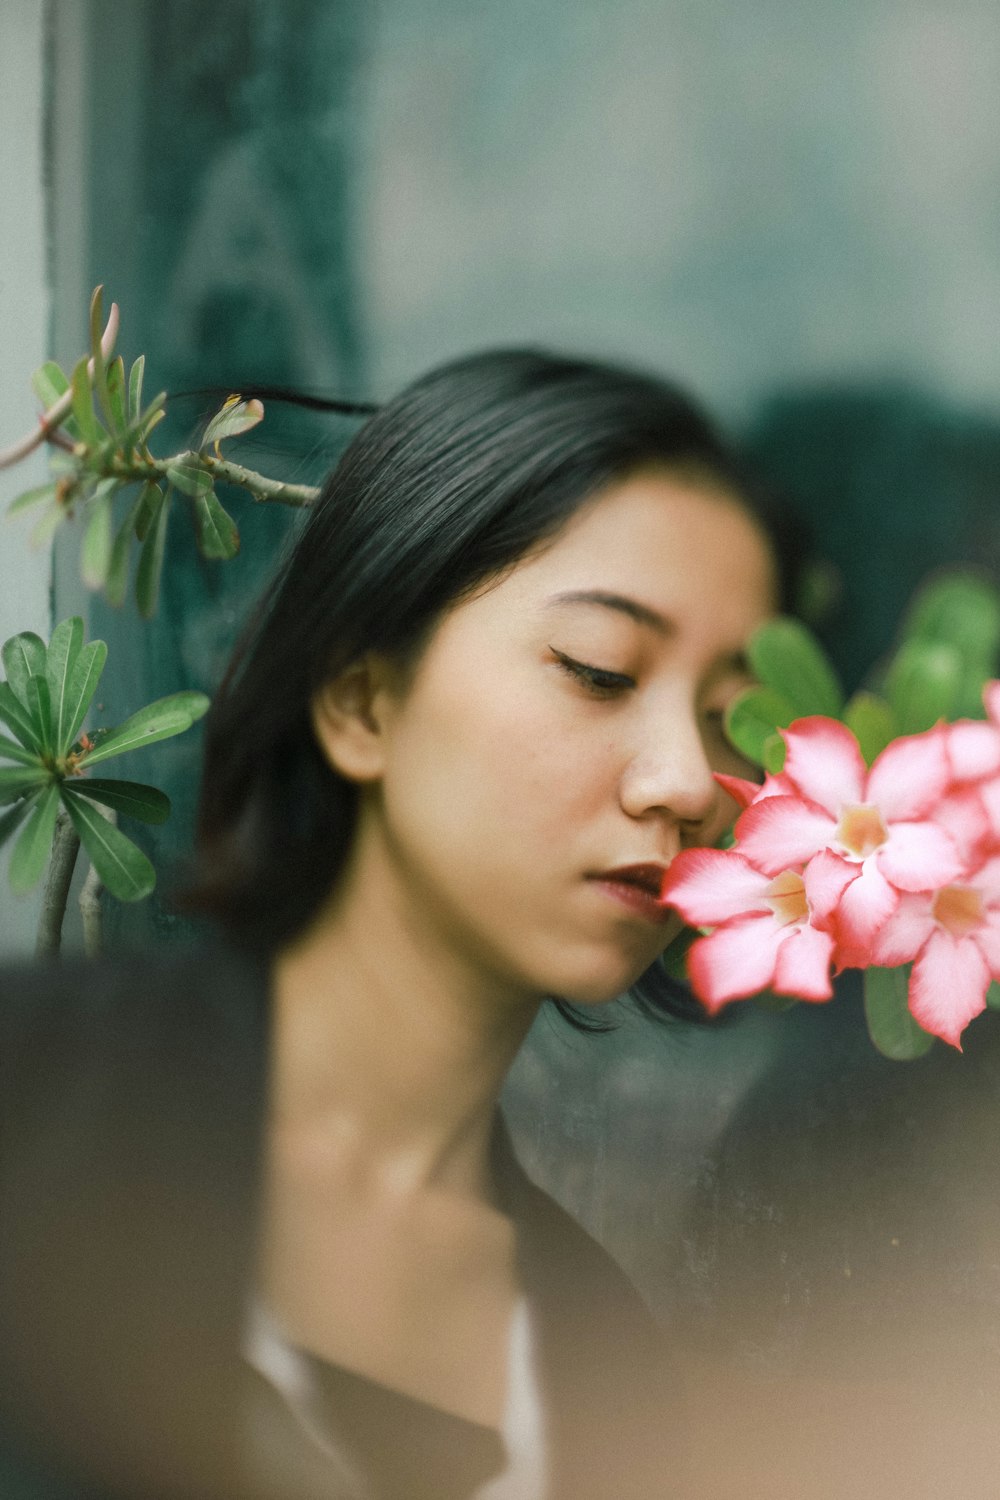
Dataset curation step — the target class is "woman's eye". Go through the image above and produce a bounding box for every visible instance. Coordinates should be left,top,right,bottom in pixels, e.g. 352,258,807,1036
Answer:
550,648,635,697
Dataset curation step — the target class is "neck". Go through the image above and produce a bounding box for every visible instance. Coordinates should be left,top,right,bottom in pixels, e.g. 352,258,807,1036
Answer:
269,836,541,1202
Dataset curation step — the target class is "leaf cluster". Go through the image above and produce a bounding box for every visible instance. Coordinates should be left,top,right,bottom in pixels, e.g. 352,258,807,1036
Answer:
0,617,208,902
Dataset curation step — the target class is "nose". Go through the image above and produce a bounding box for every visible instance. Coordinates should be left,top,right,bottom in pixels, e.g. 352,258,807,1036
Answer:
618,703,719,837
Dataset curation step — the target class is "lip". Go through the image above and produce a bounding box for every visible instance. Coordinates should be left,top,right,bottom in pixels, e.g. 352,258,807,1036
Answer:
588,863,673,925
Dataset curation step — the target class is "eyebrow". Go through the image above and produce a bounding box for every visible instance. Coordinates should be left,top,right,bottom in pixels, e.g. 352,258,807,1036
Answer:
544,589,752,674
545,589,673,635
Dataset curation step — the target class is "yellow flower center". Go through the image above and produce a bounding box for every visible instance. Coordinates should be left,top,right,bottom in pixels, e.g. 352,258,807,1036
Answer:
931,885,985,939
836,804,889,860
766,869,809,927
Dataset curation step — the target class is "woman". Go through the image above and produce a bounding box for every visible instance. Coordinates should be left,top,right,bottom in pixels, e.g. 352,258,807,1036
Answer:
0,350,784,1499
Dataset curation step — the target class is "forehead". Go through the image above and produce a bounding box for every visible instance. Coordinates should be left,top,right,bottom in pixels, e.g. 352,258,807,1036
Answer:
491,469,777,635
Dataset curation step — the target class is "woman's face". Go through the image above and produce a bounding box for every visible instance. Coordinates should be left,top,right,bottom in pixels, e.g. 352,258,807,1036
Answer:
345,469,777,1006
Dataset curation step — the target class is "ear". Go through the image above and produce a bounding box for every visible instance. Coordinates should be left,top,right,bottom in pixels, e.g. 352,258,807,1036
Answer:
310,656,398,783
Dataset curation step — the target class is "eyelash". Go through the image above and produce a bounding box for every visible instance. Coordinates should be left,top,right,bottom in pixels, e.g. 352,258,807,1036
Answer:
551,649,636,697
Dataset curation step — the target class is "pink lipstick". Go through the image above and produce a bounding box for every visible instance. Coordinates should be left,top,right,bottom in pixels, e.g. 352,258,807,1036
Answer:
590,863,672,924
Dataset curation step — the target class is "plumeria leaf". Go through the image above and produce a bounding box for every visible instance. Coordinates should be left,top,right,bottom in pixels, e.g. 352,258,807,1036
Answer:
986,981,1000,1012
0,767,48,805
77,690,210,768
30,359,71,411
166,455,213,497
747,617,844,718
0,733,42,768
844,691,897,767
0,682,43,753
134,481,162,542
0,796,34,851
884,641,963,735
26,675,53,752
106,493,144,608
135,487,169,618
7,483,59,518
61,788,155,902
194,489,240,560
128,355,145,426
863,966,935,1061
62,639,109,751
106,356,128,438
30,501,66,549
45,616,84,754
81,480,117,589
201,395,265,447
70,354,101,447
762,733,786,775
73,777,170,825
902,571,1000,661
8,784,60,894
2,631,47,706
725,686,798,768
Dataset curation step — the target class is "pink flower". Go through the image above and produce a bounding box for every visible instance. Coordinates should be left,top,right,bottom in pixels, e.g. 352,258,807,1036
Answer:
661,847,835,1012
733,718,965,964
870,855,1000,1049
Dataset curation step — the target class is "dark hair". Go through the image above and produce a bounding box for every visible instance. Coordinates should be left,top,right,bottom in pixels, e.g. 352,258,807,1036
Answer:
185,348,797,1023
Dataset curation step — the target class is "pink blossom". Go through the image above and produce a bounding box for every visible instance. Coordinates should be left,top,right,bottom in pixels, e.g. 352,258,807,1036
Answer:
870,855,1000,1049
661,847,835,1012
733,718,965,963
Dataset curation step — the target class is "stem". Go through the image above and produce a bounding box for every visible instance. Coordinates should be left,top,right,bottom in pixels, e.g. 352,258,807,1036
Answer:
35,809,81,958
0,304,120,470
202,456,319,508
79,804,115,959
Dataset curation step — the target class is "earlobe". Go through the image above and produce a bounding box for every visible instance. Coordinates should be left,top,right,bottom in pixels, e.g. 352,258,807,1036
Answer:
310,658,392,783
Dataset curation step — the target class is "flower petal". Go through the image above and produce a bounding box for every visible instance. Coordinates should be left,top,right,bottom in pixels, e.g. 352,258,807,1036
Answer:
909,927,989,1050
781,717,866,816
934,787,993,866
735,794,837,876
803,848,859,928
866,728,952,821
971,910,1000,975
944,720,1000,783
871,892,936,967
687,914,784,1011
835,858,900,966
712,772,762,811
876,820,964,892
660,848,771,925
771,924,835,1001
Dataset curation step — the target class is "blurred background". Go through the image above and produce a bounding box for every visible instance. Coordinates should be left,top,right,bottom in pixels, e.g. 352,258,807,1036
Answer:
2,2,999,1492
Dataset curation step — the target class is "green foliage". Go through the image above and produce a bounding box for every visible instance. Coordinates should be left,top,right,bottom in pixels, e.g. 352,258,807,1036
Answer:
863,967,935,1061
747,616,845,719
0,617,208,903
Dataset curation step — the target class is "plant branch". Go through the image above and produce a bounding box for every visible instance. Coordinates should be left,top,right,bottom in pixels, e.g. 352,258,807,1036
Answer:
35,809,81,958
0,304,120,470
202,456,319,507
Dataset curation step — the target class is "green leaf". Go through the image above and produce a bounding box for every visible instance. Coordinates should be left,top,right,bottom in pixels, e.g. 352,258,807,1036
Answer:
70,354,100,447
105,492,143,608
78,690,210,768
0,766,48,805
128,355,145,425
30,359,70,411
844,691,897,766
753,991,799,1012
135,487,169,618
2,631,47,706
0,796,34,851
62,639,108,751
201,395,265,447
61,788,155,902
724,686,798,768
166,453,212,497
863,967,935,1061
0,732,42,768
747,617,844,718
987,981,1000,1012
26,675,53,752
80,480,117,589
106,355,128,438
899,571,1000,720
762,733,787,774
0,682,43,753
194,488,240,560
45,616,85,755
8,783,60,894
884,640,963,736
7,482,58,518
134,481,162,542
30,501,66,549
134,393,167,447
73,777,171,825
659,925,700,982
